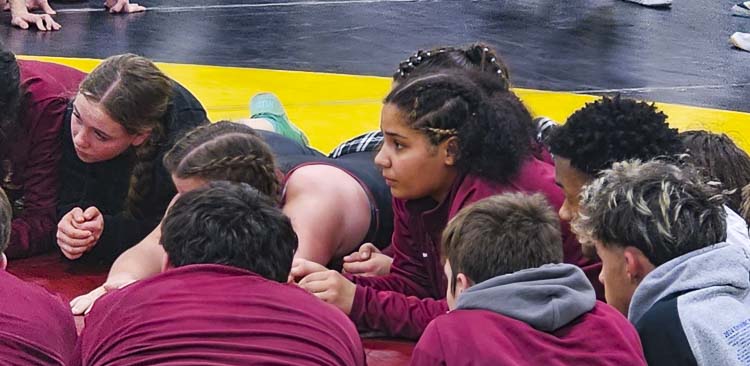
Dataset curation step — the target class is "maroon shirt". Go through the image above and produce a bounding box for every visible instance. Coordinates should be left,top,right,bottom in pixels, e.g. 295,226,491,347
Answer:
410,302,646,366
3,60,86,258
76,264,365,366
0,270,78,365
348,157,598,339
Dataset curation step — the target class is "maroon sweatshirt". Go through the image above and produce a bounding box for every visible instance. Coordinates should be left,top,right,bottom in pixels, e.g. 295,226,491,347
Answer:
0,270,78,365
411,264,645,365
348,157,598,339
3,60,86,258
76,264,366,366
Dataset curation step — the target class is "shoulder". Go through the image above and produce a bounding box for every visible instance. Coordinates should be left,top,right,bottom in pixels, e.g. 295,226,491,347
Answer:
636,295,698,366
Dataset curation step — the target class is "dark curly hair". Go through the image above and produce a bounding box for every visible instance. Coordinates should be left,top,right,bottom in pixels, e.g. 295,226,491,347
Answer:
0,43,22,146
680,130,750,214
161,181,297,282
548,95,684,176
385,70,531,183
393,42,510,90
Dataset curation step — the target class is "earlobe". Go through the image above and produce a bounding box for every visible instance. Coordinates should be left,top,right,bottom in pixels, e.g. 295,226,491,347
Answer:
443,137,459,166
0,253,6,270
160,252,171,273
623,247,651,284
455,273,472,297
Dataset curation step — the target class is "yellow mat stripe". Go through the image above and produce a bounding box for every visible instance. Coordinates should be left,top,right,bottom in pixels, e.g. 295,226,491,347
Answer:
20,55,750,154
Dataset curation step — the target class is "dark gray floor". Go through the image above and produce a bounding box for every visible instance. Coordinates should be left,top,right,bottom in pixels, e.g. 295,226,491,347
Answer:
2,0,749,112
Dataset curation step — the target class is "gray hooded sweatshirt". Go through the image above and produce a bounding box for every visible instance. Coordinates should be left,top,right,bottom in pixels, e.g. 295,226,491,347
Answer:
628,214,750,366
456,263,596,331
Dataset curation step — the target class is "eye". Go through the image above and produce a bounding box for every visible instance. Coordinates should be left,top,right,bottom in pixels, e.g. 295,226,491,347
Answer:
94,130,109,142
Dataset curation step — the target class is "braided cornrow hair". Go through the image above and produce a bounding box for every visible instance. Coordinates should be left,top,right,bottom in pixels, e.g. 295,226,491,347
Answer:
163,120,257,172
385,70,531,183
166,122,280,203
393,42,510,91
79,54,173,218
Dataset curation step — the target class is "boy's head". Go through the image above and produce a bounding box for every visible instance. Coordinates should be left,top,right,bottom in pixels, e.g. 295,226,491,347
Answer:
548,96,684,253
160,181,297,282
574,160,726,315
0,187,12,269
441,193,562,310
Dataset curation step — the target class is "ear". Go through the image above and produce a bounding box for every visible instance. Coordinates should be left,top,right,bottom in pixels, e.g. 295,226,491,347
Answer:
442,136,459,167
160,252,172,273
131,129,153,147
623,247,655,284
0,253,6,270
454,272,472,298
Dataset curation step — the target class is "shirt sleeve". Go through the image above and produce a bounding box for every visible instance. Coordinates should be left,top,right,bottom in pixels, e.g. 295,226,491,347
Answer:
348,286,448,340
5,97,68,258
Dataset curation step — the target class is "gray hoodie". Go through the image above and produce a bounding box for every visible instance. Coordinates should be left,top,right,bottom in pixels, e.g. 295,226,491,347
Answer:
455,263,596,332
629,213,750,366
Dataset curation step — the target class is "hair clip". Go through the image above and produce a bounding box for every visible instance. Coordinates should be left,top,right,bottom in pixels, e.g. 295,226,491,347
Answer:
497,70,502,74
416,56,422,61
490,57,496,63
483,47,489,52
426,51,431,57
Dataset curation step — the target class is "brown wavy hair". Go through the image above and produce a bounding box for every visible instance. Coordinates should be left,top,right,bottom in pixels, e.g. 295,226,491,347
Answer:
79,54,173,218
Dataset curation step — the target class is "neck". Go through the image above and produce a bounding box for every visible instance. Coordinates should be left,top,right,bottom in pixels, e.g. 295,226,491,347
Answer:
430,169,459,204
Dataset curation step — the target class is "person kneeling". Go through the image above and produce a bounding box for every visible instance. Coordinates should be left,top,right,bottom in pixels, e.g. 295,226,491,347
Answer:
75,182,365,366
411,193,646,366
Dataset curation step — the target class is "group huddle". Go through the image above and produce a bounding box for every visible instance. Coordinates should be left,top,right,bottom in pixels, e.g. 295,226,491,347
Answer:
1,41,750,365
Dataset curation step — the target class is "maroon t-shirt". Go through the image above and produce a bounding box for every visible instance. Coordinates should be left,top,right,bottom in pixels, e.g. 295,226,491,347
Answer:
3,60,86,258
411,302,646,365
0,270,78,365
76,264,366,366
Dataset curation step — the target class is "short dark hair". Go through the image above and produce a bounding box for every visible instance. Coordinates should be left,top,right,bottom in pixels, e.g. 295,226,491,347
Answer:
742,183,750,226
548,95,684,176
442,193,563,293
680,130,750,214
0,187,12,253
160,181,297,282
0,42,22,145
576,160,727,266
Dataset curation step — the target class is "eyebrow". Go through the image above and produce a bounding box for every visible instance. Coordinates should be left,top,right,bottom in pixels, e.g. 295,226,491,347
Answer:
73,104,113,139
383,130,406,139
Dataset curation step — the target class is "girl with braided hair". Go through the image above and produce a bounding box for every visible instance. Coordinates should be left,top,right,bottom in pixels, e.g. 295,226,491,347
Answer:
291,70,585,339
70,121,393,315
55,54,207,263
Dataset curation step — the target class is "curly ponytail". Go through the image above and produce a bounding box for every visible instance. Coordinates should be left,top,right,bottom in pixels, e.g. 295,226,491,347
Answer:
385,71,531,183
79,54,173,218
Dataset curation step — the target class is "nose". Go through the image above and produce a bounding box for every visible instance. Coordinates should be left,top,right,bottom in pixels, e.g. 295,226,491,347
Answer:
73,127,89,149
374,146,390,169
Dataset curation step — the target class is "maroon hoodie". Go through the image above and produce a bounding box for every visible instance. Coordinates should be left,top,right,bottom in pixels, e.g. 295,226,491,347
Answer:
411,264,645,365
3,60,86,258
0,270,78,365
348,157,598,339
76,264,365,366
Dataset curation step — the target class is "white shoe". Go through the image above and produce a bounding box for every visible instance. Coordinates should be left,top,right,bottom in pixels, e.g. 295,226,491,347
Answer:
730,32,750,52
732,2,750,17
621,0,672,7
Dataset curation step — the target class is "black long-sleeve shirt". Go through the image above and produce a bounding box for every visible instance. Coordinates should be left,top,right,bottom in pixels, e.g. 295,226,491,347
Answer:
57,81,207,263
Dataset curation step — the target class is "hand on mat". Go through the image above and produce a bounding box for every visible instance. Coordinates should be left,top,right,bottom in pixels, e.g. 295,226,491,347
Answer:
104,0,145,13
288,258,327,283
10,8,59,30
57,207,101,260
298,270,355,315
69,275,136,315
342,243,392,277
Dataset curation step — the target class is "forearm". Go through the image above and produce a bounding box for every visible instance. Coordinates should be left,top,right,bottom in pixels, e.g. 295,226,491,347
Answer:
106,225,164,282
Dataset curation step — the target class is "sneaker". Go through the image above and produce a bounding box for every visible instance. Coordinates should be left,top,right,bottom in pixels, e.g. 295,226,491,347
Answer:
250,93,310,146
621,0,672,7
732,2,750,17
730,32,750,52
